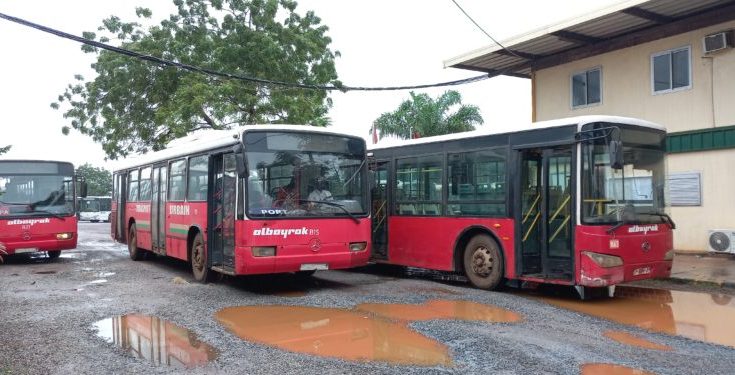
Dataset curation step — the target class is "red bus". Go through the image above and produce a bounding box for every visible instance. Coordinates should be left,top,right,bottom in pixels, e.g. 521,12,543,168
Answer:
112,126,371,282
369,116,674,298
0,160,86,259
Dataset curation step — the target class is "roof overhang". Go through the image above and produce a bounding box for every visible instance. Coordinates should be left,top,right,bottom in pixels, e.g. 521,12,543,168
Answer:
445,0,735,78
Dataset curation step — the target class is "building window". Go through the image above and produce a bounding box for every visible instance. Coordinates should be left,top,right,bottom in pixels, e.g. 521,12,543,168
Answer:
652,46,691,94
668,172,701,206
571,68,601,108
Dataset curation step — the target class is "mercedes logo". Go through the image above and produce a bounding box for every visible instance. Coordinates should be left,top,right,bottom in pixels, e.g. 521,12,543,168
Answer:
22,231,31,241
641,241,651,252
309,238,321,252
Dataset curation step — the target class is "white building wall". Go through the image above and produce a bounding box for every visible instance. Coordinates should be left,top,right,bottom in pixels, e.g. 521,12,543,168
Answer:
534,20,735,251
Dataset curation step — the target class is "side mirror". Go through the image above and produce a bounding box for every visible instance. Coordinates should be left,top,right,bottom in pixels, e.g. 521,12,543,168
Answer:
232,144,247,178
80,182,88,198
609,140,624,169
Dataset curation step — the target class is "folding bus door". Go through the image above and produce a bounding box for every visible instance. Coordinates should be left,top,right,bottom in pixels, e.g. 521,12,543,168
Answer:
210,153,236,270
518,147,574,280
370,160,390,260
150,165,167,255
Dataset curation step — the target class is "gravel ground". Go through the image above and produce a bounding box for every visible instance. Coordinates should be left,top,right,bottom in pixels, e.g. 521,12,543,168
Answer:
1,223,734,374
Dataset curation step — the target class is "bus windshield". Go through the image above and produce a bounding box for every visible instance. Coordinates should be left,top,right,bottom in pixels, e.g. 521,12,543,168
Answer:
0,168,75,217
244,131,367,219
581,124,668,225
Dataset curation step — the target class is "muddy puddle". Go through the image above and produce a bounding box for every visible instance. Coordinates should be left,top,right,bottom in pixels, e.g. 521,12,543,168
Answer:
93,314,218,368
356,300,522,323
216,305,452,366
603,330,671,351
534,286,735,348
216,300,522,366
581,363,656,375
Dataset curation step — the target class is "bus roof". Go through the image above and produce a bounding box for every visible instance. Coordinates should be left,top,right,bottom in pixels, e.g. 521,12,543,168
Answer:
369,115,664,150
112,125,363,172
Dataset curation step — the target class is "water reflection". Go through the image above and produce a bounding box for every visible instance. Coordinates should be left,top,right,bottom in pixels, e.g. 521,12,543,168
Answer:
94,314,218,368
535,286,735,348
356,300,523,323
603,330,671,351
215,306,452,366
581,363,656,375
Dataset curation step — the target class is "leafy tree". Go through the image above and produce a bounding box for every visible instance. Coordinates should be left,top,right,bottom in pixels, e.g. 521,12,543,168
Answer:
53,0,340,160
0,145,10,155
76,163,112,196
371,90,483,140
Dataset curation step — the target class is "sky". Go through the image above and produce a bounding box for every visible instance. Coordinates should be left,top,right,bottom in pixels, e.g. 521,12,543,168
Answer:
0,0,623,169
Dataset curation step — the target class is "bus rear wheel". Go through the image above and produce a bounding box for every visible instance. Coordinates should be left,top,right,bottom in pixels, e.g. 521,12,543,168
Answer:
463,234,503,290
128,224,144,261
191,232,212,283
47,251,61,259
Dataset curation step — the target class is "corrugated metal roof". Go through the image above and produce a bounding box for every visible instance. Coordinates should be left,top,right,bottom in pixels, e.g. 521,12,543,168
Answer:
445,0,735,77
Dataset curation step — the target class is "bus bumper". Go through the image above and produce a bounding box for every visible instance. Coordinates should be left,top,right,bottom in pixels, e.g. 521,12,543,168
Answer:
579,259,672,287
234,244,370,275
3,238,77,255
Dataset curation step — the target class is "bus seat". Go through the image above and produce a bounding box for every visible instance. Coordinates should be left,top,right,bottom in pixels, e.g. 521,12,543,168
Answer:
423,204,440,215
399,204,416,215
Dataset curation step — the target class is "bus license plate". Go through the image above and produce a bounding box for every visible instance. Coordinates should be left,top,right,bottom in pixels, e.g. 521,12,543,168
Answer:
300,263,328,271
633,266,652,276
15,248,38,254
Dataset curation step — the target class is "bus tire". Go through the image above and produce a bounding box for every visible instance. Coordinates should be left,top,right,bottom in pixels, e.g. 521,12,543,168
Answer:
191,232,211,283
128,224,144,261
47,251,61,259
463,234,503,290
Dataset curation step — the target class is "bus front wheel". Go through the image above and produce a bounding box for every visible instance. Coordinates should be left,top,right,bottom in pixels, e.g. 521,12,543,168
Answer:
191,232,212,283
463,234,503,290
128,224,144,261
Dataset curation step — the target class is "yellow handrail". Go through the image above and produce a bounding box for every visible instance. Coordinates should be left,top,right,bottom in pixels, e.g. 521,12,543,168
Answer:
549,216,571,243
522,211,541,242
522,193,541,224
549,195,570,222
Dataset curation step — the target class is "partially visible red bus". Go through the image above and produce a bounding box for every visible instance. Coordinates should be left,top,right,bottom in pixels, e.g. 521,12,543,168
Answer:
369,116,674,298
112,126,371,282
0,160,86,259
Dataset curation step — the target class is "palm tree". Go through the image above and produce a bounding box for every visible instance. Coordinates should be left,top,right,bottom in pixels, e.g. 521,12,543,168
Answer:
371,90,483,141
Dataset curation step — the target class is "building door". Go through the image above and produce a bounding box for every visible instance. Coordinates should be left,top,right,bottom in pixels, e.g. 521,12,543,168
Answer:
150,165,167,255
518,147,574,280
370,161,390,260
210,153,236,269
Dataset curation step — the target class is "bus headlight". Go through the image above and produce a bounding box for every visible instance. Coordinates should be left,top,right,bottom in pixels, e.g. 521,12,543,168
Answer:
582,251,623,268
349,242,367,252
252,246,276,257
664,249,675,261
56,232,74,240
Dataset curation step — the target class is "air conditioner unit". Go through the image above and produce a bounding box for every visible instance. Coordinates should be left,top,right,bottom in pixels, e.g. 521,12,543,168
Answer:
703,31,733,54
707,229,735,254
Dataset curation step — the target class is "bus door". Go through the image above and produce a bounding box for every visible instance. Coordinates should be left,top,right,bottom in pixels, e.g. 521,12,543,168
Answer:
114,173,127,241
210,153,236,269
150,165,167,255
517,147,574,280
370,160,390,260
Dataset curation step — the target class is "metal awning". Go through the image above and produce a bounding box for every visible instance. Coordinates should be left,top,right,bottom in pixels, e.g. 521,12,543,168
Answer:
445,0,735,78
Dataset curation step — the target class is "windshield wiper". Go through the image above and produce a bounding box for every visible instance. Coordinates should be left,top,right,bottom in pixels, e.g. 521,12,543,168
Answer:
29,209,66,221
640,212,676,229
298,199,360,224
606,220,628,234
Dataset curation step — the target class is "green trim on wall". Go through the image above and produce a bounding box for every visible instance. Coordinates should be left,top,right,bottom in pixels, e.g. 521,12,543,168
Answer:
666,125,735,154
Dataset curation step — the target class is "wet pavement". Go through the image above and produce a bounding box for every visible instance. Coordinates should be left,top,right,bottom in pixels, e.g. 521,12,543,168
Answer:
671,253,735,287
1,223,734,374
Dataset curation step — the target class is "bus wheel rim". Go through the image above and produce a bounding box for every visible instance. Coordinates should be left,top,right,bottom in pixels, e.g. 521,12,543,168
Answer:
193,241,204,272
471,246,493,277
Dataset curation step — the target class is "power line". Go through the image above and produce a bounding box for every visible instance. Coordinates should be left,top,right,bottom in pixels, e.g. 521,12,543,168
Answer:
449,0,523,60
0,11,492,92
